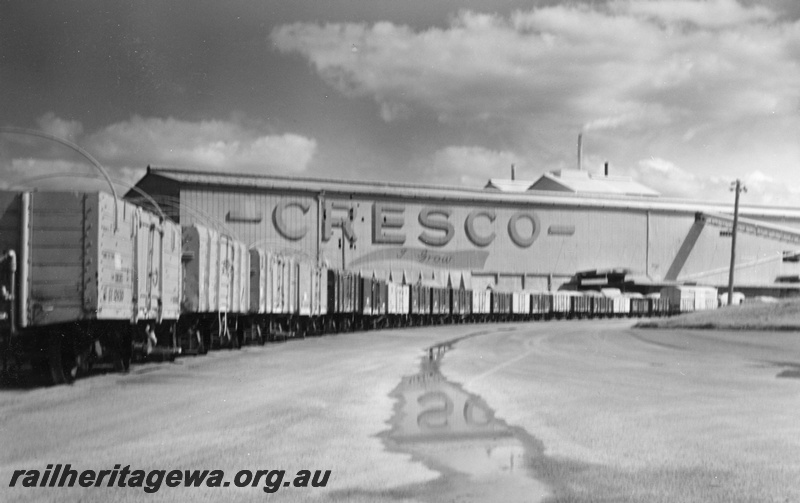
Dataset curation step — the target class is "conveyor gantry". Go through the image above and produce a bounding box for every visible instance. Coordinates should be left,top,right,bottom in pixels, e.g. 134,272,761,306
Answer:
695,211,800,246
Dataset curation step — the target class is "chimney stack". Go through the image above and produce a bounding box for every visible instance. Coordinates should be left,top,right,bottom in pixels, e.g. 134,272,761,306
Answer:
604,161,609,176
511,164,516,180
577,133,583,171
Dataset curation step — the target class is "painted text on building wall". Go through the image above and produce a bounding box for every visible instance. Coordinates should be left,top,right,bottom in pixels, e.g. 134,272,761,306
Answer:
271,199,540,248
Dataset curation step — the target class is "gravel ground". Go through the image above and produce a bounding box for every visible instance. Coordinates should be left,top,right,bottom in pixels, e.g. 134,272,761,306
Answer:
1,327,468,502
2,320,798,502
638,299,800,331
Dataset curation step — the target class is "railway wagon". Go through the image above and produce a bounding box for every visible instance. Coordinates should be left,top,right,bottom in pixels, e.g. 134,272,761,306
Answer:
359,275,374,317
490,290,512,319
247,247,304,341
326,269,359,332
386,278,410,327
373,274,388,319
353,273,388,329
297,260,316,317
277,255,299,317
584,290,613,318
450,286,463,319
296,259,324,335
646,294,670,316
229,238,250,344
660,285,719,313
447,271,472,322
661,286,694,313
471,288,491,322
247,247,272,343
568,291,592,319
602,288,631,317
451,287,472,320
421,276,449,321
0,191,181,384
433,286,449,317
512,291,531,319
551,292,571,319
317,265,329,320
179,224,250,351
229,240,250,315
627,293,649,317
718,291,745,306
247,251,326,340
409,280,431,325
464,289,474,318
135,205,182,326
694,287,719,311
530,292,552,319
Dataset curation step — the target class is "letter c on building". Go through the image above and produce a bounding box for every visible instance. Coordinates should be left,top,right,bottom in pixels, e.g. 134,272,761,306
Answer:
273,200,310,241
465,209,496,247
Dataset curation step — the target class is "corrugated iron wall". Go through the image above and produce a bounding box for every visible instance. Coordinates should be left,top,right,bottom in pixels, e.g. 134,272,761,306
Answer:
181,189,318,262
171,184,800,290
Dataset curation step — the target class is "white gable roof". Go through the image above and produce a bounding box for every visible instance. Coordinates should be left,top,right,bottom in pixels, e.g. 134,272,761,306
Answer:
530,169,659,197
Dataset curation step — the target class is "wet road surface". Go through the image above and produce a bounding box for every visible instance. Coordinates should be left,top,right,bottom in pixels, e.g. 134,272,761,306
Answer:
2,320,799,502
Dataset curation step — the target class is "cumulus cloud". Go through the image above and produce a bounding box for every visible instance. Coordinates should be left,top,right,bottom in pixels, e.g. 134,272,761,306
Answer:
610,0,776,28
36,112,84,141
272,3,798,126
273,0,800,204
86,116,317,174
0,157,137,196
2,113,318,193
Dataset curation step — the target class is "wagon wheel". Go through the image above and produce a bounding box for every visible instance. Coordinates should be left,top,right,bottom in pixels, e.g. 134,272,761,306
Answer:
120,343,132,371
228,326,241,350
219,323,236,350
256,324,265,345
47,332,78,385
197,328,208,354
235,326,244,349
78,344,93,374
111,330,132,373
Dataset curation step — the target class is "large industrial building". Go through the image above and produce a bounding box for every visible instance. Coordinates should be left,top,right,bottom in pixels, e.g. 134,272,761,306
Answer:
131,166,800,296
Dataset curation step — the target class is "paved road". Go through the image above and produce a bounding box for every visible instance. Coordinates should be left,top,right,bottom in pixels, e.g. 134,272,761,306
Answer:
2,320,799,502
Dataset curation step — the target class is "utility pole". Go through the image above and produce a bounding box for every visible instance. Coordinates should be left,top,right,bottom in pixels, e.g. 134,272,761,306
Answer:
727,179,747,306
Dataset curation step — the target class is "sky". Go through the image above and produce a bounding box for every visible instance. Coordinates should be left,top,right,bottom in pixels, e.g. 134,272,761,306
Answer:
1,0,799,206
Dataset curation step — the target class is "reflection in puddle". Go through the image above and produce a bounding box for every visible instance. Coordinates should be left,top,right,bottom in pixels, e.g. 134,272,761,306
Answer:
382,341,550,502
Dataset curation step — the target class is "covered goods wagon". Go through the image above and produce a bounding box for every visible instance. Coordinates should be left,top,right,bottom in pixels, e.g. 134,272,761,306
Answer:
0,191,180,383
180,224,249,350
660,286,718,313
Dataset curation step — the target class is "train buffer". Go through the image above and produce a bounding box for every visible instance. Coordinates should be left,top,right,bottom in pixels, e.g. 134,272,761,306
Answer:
132,342,179,362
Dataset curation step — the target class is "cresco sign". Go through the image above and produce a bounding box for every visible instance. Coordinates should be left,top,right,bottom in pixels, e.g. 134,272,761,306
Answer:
272,199,540,249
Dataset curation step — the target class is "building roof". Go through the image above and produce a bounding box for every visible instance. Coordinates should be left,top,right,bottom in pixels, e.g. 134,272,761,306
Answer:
530,169,660,197
134,166,800,219
484,179,535,192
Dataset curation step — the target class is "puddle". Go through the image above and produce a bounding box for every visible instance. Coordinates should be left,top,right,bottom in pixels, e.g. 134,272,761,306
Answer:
379,339,551,502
